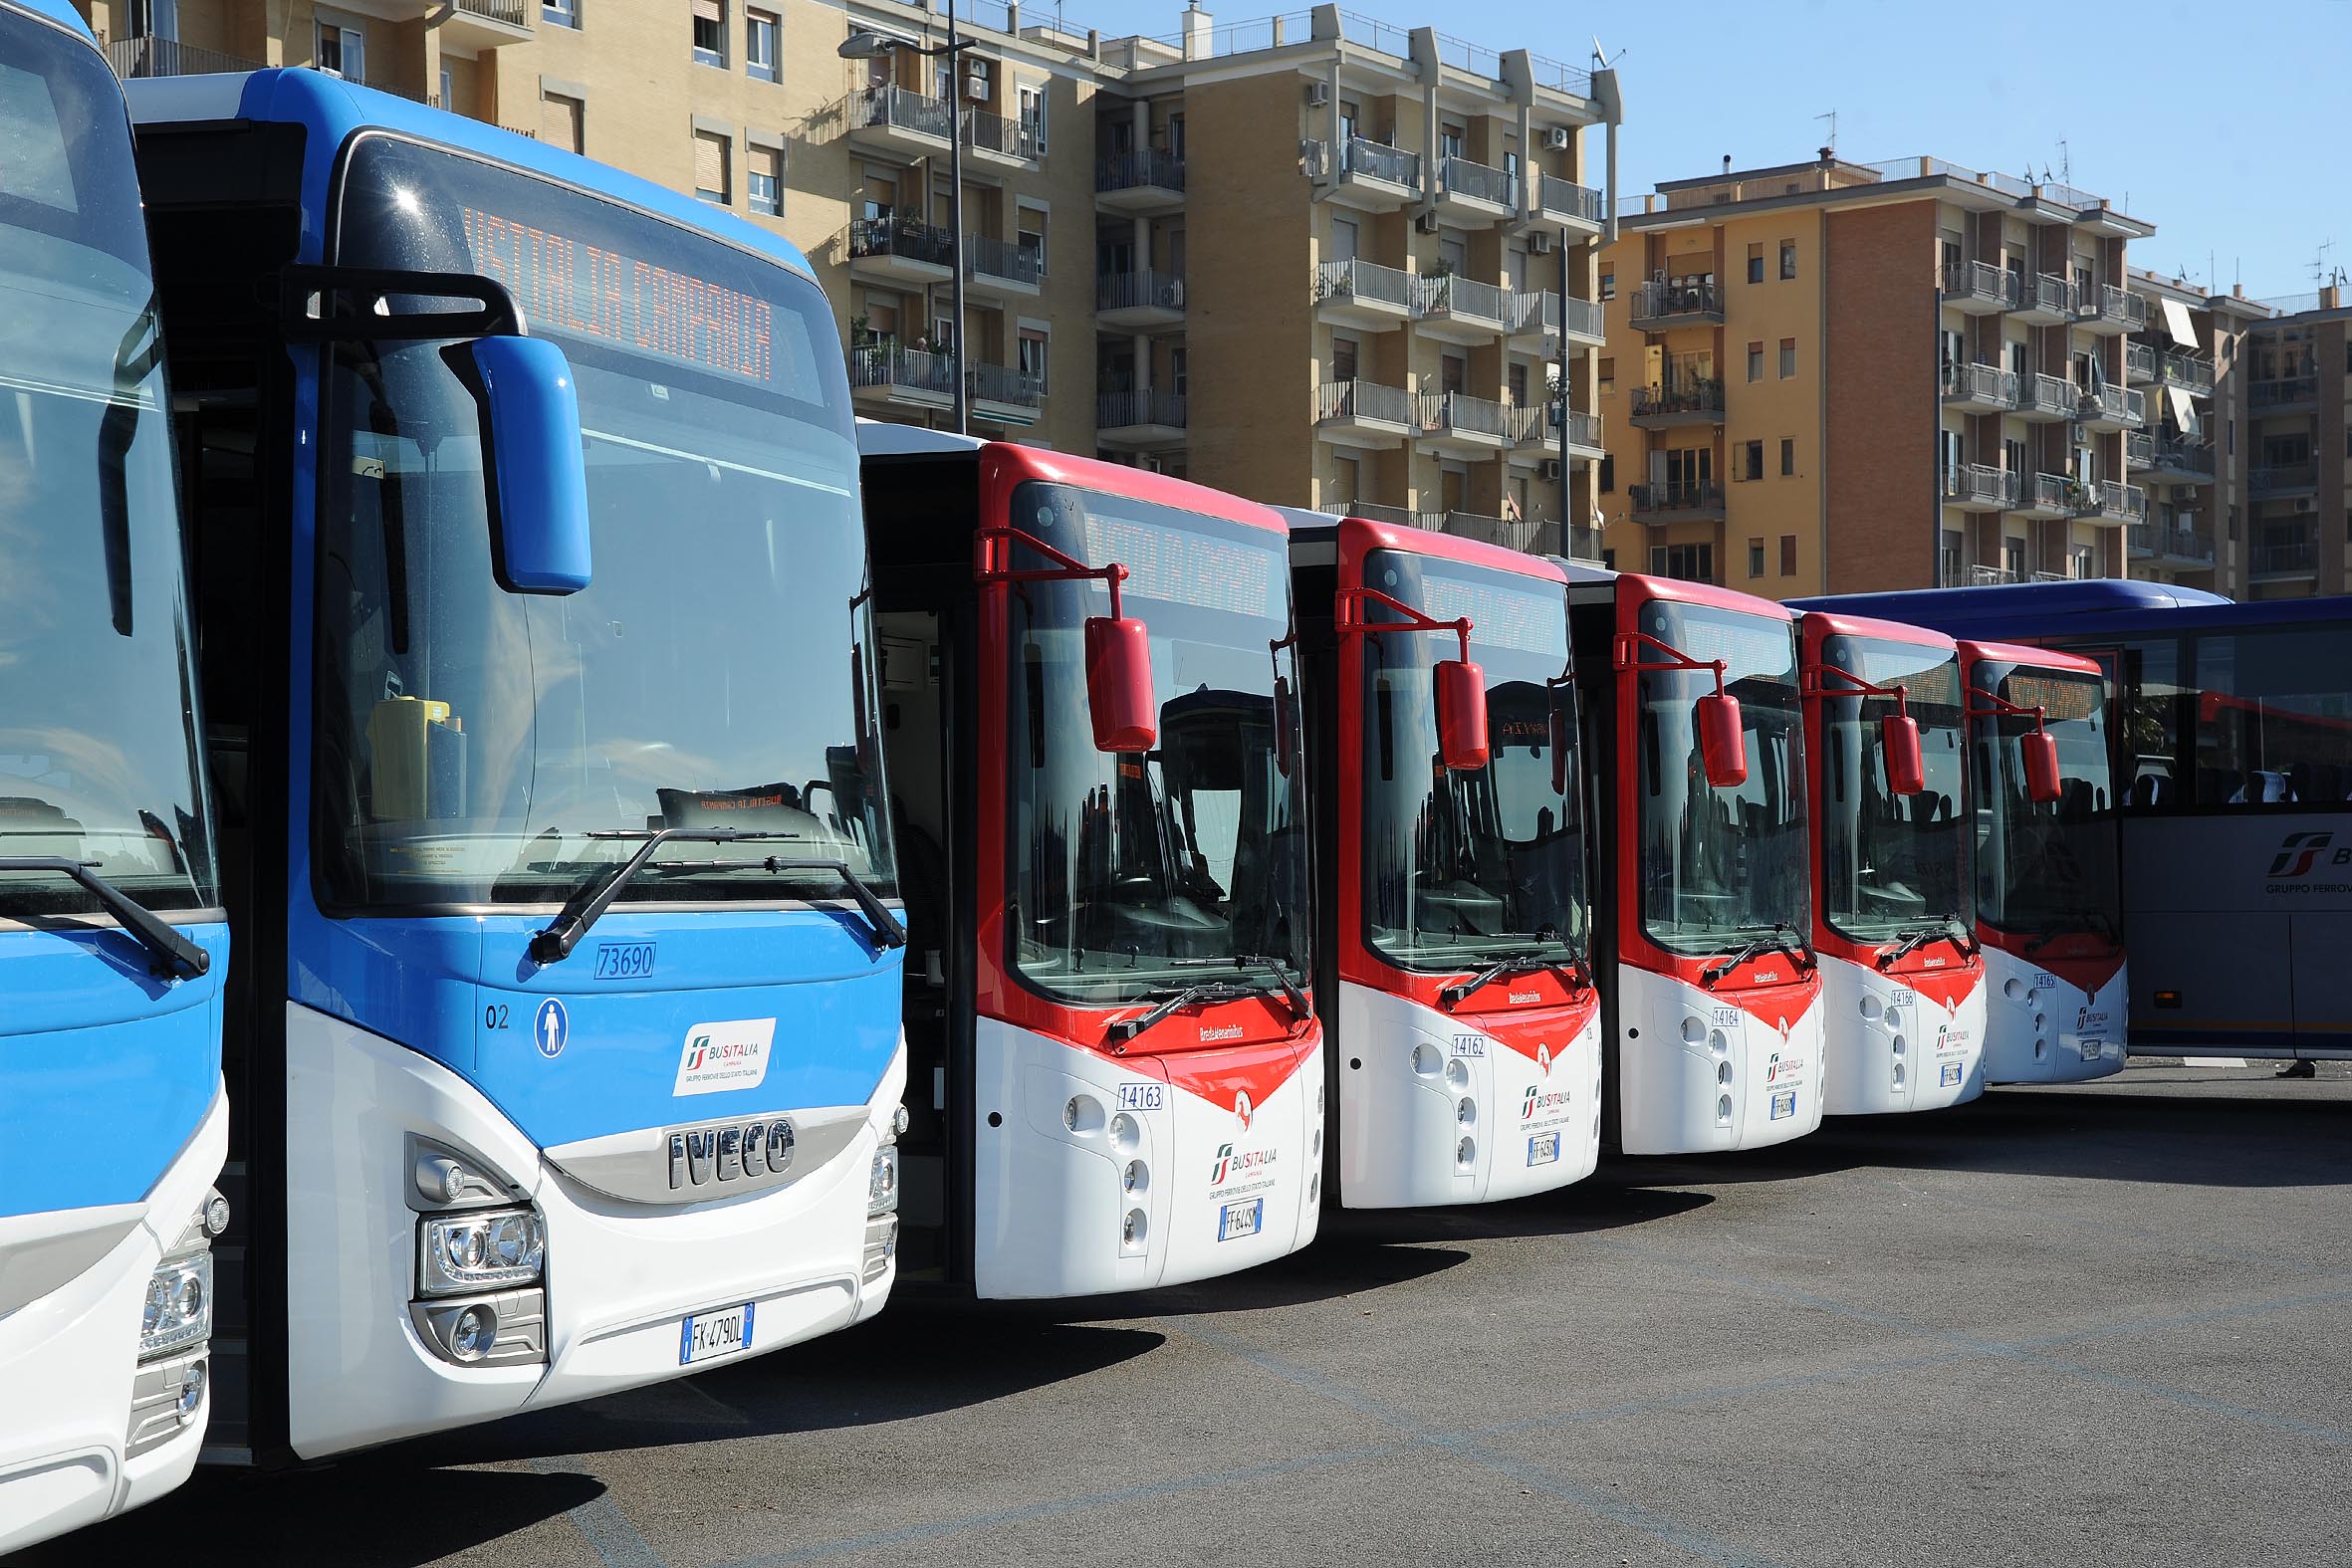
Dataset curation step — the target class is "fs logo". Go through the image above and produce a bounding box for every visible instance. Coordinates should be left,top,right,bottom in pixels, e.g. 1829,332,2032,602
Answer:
1234,1089,1254,1133
2268,830,2338,879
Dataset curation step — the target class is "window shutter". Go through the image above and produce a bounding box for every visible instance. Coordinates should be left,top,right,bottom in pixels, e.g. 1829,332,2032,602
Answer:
692,0,722,19
542,94,582,153
750,144,781,185
693,130,728,197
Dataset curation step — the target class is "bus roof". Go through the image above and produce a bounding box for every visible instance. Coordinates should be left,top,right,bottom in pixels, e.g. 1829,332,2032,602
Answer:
860,428,1289,536
12,0,96,40
122,68,818,282
1796,608,1958,653
854,420,988,457
1280,512,1571,584
1959,640,2104,679
1787,579,2229,637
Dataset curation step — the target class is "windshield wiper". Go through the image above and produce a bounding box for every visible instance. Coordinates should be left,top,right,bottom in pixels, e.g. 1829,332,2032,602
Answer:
1877,916,1978,969
1170,954,1313,1025
529,828,905,963
1441,938,1593,1009
1701,923,1815,988
1106,980,1256,1043
2021,909,2118,954
0,857,209,980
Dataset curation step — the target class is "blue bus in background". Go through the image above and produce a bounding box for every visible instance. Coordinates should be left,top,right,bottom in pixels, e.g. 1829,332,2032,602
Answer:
1805,580,2352,1067
0,2,228,1549
115,68,905,1466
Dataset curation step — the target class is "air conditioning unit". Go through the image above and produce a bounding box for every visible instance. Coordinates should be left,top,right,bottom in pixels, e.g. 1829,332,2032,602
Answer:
2291,496,2316,514
1414,210,1440,234
1529,231,1554,255
1156,280,1184,309
1542,126,1571,151
1539,459,1564,482
1141,454,1166,474
964,74,990,100
1305,82,1329,108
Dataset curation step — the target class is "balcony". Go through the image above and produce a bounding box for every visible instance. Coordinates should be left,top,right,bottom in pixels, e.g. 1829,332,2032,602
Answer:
1413,273,1513,344
1509,405,1603,463
445,0,535,48
1350,502,1449,532
1941,360,2018,410
1435,155,1518,223
2250,375,2318,416
106,35,263,77
1415,390,1512,457
1969,564,2023,586
1943,463,2018,512
2127,523,2217,566
2125,341,2158,384
1508,292,1605,354
964,233,1042,301
2151,351,2214,395
2076,284,2148,335
1315,378,1416,449
845,216,955,286
1315,258,1417,332
2076,480,2146,524
847,85,955,159
2251,533,2318,581
2144,437,2216,485
1095,388,1187,449
1629,482,1727,524
2013,272,2074,326
1564,524,1606,563
967,360,1046,425
1941,260,2017,315
1096,270,1185,331
2076,383,2145,431
2011,471,2075,519
849,343,958,412
1628,379,1727,427
962,106,1042,168
1529,173,1604,237
2016,373,2076,422
1304,136,1423,213
2249,461,2320,499
1096,150,1186,213
1629,278,1724,331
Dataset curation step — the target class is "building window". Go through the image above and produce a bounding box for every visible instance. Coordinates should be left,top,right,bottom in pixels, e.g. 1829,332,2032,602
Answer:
1748,538,1765,577
1169,344,1187,397
1747,341,1764,382
1741,440,1764,481
1331,334,1358,382
1599,269,1615,301
1779,241,1796,280
1779,535,1796,575
747,142,781,215
315,22,364,83
1779,438,1794,476
1018,85,1048,155
1654,542,1714,583
1778,337,1796,378
1018,206,1047,276
746,9,778,80
1747,243,1764,285
1598,454,1614,493
692,0,726,67
1508,361,1529,405
1019,327,1049,391
1597,356,1615,394
439,65,453,111
543,0,577,26
692,127,731,204
540,92,584,154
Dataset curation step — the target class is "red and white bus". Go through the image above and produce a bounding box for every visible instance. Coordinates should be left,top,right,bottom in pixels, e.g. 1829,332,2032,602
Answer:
1797,612,1986,1114
1960,640,2126,1083
1566,572,1824,1154
1288,514,1600,1208
859,427,1320,1296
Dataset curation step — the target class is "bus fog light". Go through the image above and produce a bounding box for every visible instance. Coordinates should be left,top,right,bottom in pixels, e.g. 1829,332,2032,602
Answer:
2032,1013,2045,1031
1457,1097,1476,1126
891,1104,910,1138
1445,1058,1470,1090
868,1145,900,1216
201,1191,232,1238
175,1361,207,1423
449,1304,494,1362
1709,1029,1730,1054
1891,1064,1905,1088
1121,1208,1148,1253
1109,1113,1140,1153
1716,1094,1734,1125
1456,1136,1476,1167
139,1252,213,1363
418,1208,544,1297
1889,1034,1907,1057
1716,1060,1733,1086
1122,1160,1146,1196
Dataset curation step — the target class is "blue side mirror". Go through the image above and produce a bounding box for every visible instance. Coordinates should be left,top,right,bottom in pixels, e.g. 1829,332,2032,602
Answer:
457,336,591,594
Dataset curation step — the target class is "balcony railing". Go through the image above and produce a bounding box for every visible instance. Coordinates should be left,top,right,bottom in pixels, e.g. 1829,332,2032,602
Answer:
1629,278,1723,327
850,344,957,397
1096,270,1186,313
1628,481,1726,518
1097,388,1187,430
2249,461,2320,496
1417,390,1512,440
2126,430,2152,466
2251,375,2318,410
966,360,1045,411
1941,260,2018,310
1316,257,1417,313
2125,341,2158,381
1943,464,2019,508
2021,472,2073,513
1630,380,1726,420
965,232,1041,288
2017,374,2075,418
2149,437,2216,477
105,34,263,77
1941,361,2018,405
1565,524,1606,562
850,84,955,142
1439,155,1518,209
962,105,1042,161
848,215,956,269
1970,564,2022,586
455,0,533,24
2022,273,2074,316
1415,273,1512,330
1558,295,1605,340
2079,284,2148,330
1332,136,1421,188
2077,384,2145,425
2253,537,2318,576
2128,524,2216,563
1534,176,1605,227
2153,352,2214,394
1316,378,1415,426
1096,149,1186,195
1564,408,1602,449
2078,480,2146,522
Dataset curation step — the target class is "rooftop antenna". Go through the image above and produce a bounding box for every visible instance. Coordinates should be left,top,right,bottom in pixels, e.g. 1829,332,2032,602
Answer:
1814,110,1836,152
2057,139,2069,183
2312,239,2339,290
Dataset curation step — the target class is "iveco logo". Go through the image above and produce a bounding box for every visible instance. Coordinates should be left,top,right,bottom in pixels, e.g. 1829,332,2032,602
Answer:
668,1116,795,1192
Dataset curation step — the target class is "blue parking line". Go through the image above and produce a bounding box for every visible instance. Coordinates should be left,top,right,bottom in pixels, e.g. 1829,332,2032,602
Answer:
528,1455,671,1568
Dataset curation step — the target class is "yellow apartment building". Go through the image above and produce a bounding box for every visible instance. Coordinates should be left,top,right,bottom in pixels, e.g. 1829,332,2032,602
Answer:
1597,152,2156,598
87,0,1619,557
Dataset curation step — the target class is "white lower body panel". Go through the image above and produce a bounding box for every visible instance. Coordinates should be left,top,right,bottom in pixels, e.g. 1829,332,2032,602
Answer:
0,1087,226,1556
1819,956,1987,1115
970,1019,1321,1298
1981,949,2129,1084
1335,983,1602,1209
283,1004,903,1458
1612,965,1824,1156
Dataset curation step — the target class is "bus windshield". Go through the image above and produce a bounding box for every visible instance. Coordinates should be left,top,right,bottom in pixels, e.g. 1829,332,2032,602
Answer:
1974,664,2117,939
313,136,892,910
1003,481,1310,1010
1635,599,1807,960
1816,636,1969,945
1358,550,1584,974
0,16,215,920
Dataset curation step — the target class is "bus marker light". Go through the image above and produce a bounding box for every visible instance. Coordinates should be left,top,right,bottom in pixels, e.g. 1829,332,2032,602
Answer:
1445,1058,1471,1090
2154,990,2182,1008
1457,1097,1476,1126
1716,1095,1734,1125
1121,1209,1147,1252
1456,1137,1476,1167
1709,1029,1730,1055
1716,1061,1733,1086
1109,1113,1140,1153
1122,1161,1146,1196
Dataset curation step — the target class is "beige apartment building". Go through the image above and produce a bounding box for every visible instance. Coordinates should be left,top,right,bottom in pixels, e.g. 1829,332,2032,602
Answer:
86,0,1619,556
2229,285,2350,598
1597,152,2157,598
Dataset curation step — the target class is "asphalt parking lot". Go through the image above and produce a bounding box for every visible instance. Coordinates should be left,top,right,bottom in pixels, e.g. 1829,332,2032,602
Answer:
20,1062,2347,1568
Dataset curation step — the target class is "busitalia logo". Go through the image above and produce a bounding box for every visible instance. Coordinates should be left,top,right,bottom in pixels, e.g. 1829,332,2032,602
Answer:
1522,1082,1571,1120
1208,1141,1277,1186
2269,830,2338,879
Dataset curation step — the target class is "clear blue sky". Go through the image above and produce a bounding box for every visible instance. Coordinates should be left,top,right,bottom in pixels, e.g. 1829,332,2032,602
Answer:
1049,0,2352,302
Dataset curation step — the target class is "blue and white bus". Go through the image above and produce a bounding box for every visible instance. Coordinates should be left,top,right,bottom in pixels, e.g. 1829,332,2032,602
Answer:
119,69,905,1464
1,3,227,1548
1806,582,2352,1067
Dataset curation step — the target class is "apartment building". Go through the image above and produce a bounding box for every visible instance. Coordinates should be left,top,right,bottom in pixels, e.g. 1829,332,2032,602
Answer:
2229,286,2351,599
87,0,1618,557
1597,152,2155,596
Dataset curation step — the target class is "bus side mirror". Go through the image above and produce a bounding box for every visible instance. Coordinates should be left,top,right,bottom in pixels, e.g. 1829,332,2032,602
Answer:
2022,730,2062,804
1085,615,1157,752
458,336,592,594
1696,693,1747,788
1434,659,1490,772
1273,673,1295,778
1880,713,1926,795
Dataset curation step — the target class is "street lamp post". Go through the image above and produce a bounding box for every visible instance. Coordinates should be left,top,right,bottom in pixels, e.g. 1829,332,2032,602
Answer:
841,14,977,434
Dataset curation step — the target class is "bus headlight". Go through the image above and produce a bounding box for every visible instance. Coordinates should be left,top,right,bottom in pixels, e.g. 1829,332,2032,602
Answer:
417,1208,545,1296
139,1252,213,1362
868,1144,900,1217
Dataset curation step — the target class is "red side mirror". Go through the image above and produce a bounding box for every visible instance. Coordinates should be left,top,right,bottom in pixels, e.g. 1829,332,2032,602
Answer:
2021,729,2062,804
1434,659,1490,772
1880,713,1926,796
1084,615,1157,753
1696,692,1748,788
1273,673,1295,778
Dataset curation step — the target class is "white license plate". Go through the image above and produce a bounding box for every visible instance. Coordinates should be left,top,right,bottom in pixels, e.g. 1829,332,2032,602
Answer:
1768,1089,1797,1121
1940,1062,1964,1087
1217,1199,1264,1242
1527,1131,1560,1167
2080,1040,2103,1061
679,1301,755,1365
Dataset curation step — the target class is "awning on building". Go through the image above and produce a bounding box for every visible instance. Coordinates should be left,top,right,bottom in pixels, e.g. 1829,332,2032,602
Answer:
2160,298,2199,348
2167,385,2201,435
